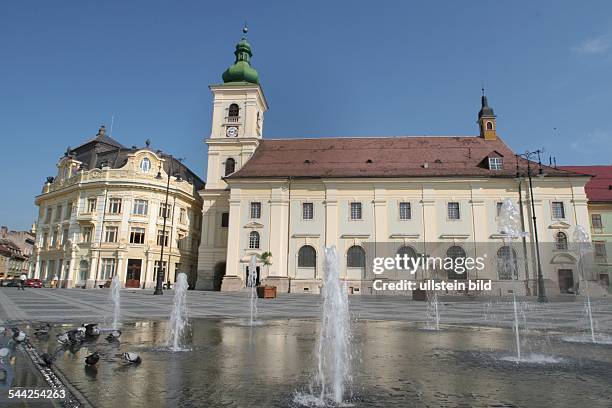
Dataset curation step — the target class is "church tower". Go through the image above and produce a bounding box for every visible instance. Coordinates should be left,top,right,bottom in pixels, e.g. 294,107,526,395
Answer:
478,90,497,140
205,26,268,190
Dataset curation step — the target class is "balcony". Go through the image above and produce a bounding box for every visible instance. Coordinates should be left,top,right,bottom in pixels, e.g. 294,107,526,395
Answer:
224,116,240,124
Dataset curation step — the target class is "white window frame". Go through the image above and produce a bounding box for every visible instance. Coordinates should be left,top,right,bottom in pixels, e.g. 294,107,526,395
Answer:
104,226,118,243
108,198,122,214
87,197,97,213
399,202,411,220
488,157,503,170
447,202,461,221
250,202,262,219
129,227,146,244
302,202,314,220
350,202,362,221
100,258,116,280
249,231,260,249
551,201,566,220
132,199,149,216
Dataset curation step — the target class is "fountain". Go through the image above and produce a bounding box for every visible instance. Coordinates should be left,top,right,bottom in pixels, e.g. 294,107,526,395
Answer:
247,255,258,326
299,245,352,406
110,275,121,330
166,273,189,351
563,226,612,344
512,293,522,361
424,293,441,330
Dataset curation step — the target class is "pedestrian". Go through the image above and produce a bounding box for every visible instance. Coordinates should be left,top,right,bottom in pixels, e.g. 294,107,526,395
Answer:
19,273,27,291
52,274,59,289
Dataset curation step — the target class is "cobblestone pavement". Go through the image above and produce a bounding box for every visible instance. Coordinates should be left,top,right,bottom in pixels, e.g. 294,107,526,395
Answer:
1,287,611,333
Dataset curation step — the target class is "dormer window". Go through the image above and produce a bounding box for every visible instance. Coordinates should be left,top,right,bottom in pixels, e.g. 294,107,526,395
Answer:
140,157,151,173
488,157,502,170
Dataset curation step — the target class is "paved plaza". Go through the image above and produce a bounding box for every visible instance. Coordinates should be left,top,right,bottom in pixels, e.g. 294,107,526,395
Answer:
1,287,611,332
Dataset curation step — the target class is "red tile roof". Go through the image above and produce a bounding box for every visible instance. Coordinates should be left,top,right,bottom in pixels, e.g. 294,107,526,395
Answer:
227,136,585,179
559,165,612,202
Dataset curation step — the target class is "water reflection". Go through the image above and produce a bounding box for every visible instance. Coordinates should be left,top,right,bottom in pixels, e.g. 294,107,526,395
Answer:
22,319,612,408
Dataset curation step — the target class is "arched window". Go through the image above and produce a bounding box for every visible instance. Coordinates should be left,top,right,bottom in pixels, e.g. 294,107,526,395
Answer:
555,232,568,250
396,245,417,260
225,158,236,176
446,246,467,280
347,245,365,268
249,231,260,249
298,245,316,268
228,103,239,120
140,158,151,173
486,121,493,130
497,246,518,280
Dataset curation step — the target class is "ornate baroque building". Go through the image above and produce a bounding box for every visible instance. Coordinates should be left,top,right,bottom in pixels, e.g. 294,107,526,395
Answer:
32,127,204,288
195,30,600,297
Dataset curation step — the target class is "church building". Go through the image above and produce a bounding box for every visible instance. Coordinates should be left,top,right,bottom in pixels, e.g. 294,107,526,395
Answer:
196,29,594,297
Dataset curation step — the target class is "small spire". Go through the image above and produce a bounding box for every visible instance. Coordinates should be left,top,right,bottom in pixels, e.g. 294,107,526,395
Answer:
242,22,248,36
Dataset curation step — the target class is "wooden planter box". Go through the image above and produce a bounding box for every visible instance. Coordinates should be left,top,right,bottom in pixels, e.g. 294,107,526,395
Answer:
256,285,277,299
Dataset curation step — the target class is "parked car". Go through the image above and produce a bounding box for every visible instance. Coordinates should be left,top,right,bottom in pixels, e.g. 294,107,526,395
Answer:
26,278,43,288
0,278,20,287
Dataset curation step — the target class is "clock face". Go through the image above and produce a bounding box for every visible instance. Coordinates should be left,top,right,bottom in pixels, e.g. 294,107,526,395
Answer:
226,126,238,137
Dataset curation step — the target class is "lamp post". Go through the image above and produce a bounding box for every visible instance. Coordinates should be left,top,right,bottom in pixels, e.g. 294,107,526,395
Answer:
515,150,548,303
154,154,174,295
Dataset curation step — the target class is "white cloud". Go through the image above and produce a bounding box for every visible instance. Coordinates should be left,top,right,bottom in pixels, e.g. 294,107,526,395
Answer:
572,34,612,54
570,129,612,155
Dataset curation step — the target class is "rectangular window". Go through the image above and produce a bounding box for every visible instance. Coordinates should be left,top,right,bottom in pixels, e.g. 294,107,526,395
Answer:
250,202,261,219
448,202,460,220
157,229,169,247
45,208,52,223
51,230,58,247
594,242,607,258
42,233,48,247
65,202,72,220
591,214,603,229
488,157,503,170
87,197,97,213
82,227,92,243
350,202,362,220
221,212,230,228
108,198,122,214
129,227,146,244
55,205,62,221
133,199,148,215
104,226,118,243
302,202,314,220
179,208,186,223
552,201,565,219
100,258,116,280
61,228,69,245
159,203,172,219
399,202,411,220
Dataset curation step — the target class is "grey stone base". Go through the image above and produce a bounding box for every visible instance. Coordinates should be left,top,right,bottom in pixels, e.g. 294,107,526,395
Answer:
195,269,214,291
263,276,290,293
85,279,96,289
289,279,321,294
221,275,243,291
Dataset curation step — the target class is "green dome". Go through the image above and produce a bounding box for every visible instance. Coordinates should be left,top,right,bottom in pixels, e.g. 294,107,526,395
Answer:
222,32,260,85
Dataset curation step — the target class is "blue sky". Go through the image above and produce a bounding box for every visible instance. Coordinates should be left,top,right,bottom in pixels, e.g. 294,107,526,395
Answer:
1,1,611,230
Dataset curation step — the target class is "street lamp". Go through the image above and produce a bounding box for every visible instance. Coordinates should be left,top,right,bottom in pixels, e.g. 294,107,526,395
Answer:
515,149,548,303
153,154,180,295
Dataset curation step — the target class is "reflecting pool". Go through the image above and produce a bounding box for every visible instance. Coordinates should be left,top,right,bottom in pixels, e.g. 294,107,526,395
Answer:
25,319,612,408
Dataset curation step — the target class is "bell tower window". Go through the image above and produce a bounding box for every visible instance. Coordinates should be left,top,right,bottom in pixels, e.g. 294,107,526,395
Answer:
228,104,239,122
225,158,236,176
486,121,493,130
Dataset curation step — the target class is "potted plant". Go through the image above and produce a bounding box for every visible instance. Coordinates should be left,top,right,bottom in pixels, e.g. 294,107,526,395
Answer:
256,251,276,298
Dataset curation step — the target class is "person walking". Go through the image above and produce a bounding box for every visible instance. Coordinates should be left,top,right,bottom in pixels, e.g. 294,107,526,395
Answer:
52,274,59,289
19,273,27,291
